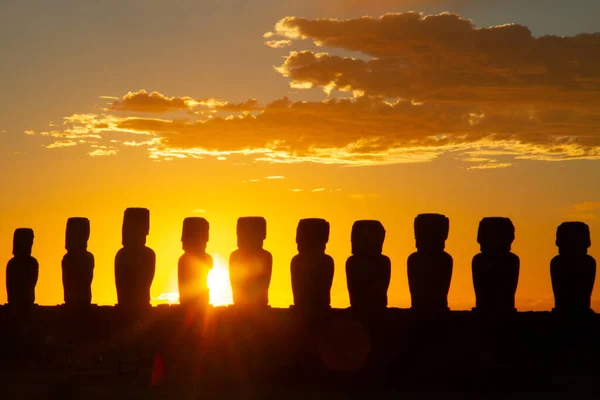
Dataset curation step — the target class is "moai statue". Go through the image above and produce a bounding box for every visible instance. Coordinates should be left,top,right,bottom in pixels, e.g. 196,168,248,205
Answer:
346,220,391,312
229,217,272,308
551,222,596,315
178,217,213,307
62,217,95,308
407,214,453,314
115,208,156,311
291,218,334,313
472,217,520,314
6,228,39,309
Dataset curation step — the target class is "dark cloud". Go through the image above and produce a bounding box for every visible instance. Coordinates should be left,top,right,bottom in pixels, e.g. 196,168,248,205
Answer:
272,13,600,104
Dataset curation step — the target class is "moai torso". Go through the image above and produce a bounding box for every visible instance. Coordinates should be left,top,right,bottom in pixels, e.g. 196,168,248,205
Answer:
229,217,272,308
346,220,391,312
115,208,156,310
62,217,94,307
178,217,213,307
472,217,520,314
407,214,453,313
291,218,334,312
6,228,39,308
551,222,596,314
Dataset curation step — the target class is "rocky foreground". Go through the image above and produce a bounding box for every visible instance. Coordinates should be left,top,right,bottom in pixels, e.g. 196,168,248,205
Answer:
1,305,599,399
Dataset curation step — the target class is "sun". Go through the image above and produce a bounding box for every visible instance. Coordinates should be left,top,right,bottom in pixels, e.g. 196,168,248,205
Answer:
152,253,233,307
208,254,233,307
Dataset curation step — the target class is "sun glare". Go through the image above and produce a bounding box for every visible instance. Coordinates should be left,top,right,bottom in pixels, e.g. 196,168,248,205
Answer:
208,255,234,306
153,254,233,307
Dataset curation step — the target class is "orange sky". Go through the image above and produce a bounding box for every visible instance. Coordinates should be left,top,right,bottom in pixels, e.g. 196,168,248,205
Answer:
1,0,599,310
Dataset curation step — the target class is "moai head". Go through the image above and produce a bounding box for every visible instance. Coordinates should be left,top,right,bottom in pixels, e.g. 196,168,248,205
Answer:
65,217,90,252
351,220,385,256
296,218,330,254
556,221,591,256
414,213,449,252
477,217,515,253
182,217,209,253
237,217,266,251
13,228,34,257
122,208,150,247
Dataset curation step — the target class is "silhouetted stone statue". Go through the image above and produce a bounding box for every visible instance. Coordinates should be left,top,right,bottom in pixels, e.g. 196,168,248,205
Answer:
407,214,453,314
346,220,391,313
62,217,94,308
472,217,519,314
115,208,156,311
229,217,272,308
291,218,334,313
551,222,596,316
6,228,39,309
178,217,213,307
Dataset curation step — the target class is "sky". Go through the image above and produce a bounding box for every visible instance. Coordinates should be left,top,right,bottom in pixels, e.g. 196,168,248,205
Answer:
1,0,599,310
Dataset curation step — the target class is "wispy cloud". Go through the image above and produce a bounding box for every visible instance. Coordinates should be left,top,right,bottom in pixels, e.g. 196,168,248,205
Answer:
46,140,77,149
87,146,117,157
467,162,512,170
265,39,292,48
567,201,600,221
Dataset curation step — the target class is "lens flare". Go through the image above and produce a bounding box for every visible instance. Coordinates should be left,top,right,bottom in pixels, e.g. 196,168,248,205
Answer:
208,254,233,306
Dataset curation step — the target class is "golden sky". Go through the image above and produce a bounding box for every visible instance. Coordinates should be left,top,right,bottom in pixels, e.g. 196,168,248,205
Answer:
1,0,599,310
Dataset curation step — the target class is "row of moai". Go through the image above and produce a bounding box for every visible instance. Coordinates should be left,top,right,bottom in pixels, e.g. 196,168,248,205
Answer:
4,209,597,316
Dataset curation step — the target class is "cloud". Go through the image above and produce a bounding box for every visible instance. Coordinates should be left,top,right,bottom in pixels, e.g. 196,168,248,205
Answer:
46,140,77,149
566,202,600,222
466,162,512,170
87,146,118,157
265,176,285,179
35,94,600,165
217,98,261,112
312,188,325,192
25,12,600,167
271,13,600,106
107,90,197,113
265,39,292,48
107,89,260,114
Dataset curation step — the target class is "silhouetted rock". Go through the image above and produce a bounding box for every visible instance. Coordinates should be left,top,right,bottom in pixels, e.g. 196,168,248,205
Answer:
229,217,272,308
62,217,94,308
407,214,452,314
346,220,391,313
178,217,213,307
472,217,519,314
115,208,156,311
291,218,334,313
6,228,39,309
551,222,596,316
